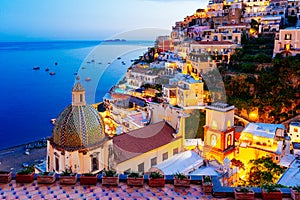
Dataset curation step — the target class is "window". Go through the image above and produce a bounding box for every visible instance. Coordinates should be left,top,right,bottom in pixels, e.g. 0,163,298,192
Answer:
47,156,50,170
211,134,217,146
55,157,59,172
80,94,83,102
227,134,232,147
151,157,157,167
285,34,292,40
275,156,279,160
173,148,178,155
138,163,144,173
91,157,99,172
212,120,218,130
294,128,298,133
162,152,168,161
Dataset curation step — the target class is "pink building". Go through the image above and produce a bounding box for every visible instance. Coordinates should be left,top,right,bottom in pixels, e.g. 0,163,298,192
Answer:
273,27,300,57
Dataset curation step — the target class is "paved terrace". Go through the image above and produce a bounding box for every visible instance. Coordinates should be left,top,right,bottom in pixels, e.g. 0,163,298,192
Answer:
0,175,294,199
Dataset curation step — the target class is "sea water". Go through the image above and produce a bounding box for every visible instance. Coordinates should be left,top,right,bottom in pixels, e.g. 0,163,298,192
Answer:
0,41,152,149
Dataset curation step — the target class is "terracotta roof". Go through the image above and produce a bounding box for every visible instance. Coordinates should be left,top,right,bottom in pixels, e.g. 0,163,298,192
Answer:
196,41,233,45
113,121,177,163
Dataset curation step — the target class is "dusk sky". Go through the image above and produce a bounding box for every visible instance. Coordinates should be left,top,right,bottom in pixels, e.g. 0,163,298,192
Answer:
0,0,208,41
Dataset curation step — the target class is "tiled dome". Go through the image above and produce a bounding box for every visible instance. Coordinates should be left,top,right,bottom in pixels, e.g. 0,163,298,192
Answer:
52,105,105,150
52,83,106,150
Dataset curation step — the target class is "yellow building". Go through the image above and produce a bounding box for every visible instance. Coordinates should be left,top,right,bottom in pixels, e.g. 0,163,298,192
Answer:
288,122,300,142
237,123,286,164
113,121,185,173
163,74,204,108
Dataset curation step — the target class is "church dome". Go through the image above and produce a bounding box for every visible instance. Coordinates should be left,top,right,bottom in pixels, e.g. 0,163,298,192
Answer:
51,83,106,150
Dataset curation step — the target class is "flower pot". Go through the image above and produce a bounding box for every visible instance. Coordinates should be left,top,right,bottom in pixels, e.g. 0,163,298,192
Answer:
80,174,98,185
37,173,56,184
291,189,300,200
102,176,119,186
234,188,255,200
174,177,190,187
15,172,35,183
127,177,144,186
148,177,165,187
262,189,282,200
59,175,77,185
0,172,12,183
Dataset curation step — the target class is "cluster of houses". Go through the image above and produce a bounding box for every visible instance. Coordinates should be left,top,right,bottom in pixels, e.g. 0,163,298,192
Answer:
44,0,300,188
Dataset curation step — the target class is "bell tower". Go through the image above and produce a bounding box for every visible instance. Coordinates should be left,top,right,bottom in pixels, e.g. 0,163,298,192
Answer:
203,103,236,163
72,82,86,106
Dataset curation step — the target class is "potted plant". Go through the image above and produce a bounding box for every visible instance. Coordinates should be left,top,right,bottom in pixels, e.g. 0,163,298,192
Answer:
80,172,98,185
261,183,282,200
291,185,300,200
59,167,77,185
0,171,12,183
148,171,165,187
173,172,190,187
15,165,35,183
202,176,213,194
37,171,56,184
101,169,119,186
127,171,144,186
234,186,255,200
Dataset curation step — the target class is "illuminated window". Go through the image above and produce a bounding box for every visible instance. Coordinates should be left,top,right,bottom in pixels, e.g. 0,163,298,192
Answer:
294,128,298,133
212,120,218,130
227,134,232,147
285,34,292,40
211,134,217,146
227,120,231,129
285,44,290,50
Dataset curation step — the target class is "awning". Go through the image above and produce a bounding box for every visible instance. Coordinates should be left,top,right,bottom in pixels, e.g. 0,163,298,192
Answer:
149,151,203,175
189,166,219,176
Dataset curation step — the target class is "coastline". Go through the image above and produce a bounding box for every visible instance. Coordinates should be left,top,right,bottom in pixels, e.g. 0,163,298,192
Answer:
0,139,47,173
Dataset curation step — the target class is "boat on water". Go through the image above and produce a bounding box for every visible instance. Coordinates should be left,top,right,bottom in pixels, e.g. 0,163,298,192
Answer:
122,61,126,65
54,62,58,66
45,68,49,71
85,77,92,81
108,62,111,64
98,62,102,64
50,118,56,124
117,57,121,60
33,67,40,70
49,72,56,75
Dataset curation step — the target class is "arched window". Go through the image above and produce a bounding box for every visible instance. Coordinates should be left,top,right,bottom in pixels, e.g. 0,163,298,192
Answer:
211,134,217,146
227,134,232,147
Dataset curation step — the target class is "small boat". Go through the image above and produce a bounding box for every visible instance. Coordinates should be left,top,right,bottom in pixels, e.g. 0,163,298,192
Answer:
33,67,40,70
98,62,102,64
74,72,78,75
49,72,56,75
45,68,49,71
54,62,58,66
85,77,92,81
122,61,126,65
50,118,56,124
87,61,91,64
108,62,111,64
91,59,95,62
117,57,121,60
